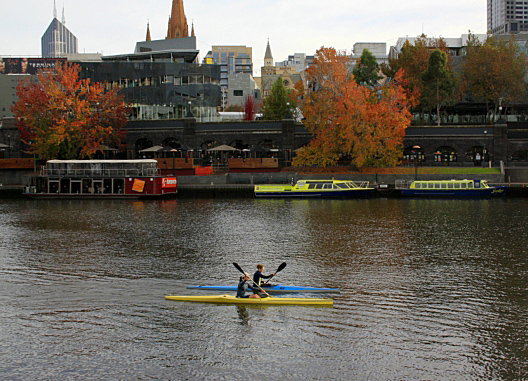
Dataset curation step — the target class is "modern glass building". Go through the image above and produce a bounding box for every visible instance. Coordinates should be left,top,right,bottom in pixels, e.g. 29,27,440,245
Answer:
41,18,78,58
78,50,222,121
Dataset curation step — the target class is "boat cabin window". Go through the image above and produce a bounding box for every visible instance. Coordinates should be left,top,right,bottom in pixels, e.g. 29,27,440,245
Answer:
434,183,440,188
315,184,324,189
441,183,447,189
468,182,474,188
336,183,350,189
428,183,433,189
448,183,453,189
461,183,467,189
415,183,421,189
454,183,460,189
308,184,317,189
323,183,332,189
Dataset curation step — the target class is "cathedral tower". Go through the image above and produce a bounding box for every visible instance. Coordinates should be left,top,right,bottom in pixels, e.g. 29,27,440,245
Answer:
166,0,189,39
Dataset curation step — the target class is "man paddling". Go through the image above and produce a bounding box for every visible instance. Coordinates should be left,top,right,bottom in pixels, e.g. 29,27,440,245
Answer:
236,275,262,298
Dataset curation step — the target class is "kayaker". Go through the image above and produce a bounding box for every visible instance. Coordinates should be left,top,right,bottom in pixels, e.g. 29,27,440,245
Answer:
236,275,261,298
253,264,276,286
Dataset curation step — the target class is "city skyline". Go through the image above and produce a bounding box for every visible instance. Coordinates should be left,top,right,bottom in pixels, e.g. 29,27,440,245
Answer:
1,0,486,75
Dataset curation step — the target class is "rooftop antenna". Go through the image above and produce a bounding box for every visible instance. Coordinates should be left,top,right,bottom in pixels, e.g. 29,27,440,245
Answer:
53,0,57,19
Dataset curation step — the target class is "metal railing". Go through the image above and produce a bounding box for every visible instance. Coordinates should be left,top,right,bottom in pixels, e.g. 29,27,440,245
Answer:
41,168,159,177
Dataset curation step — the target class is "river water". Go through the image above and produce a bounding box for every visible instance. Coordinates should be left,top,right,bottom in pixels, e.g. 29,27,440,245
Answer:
0,197,527,380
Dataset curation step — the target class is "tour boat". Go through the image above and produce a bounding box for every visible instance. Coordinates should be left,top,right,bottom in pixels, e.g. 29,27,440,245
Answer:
165,294,334,306
23,159,177,199
254,179,373,198
399,179,506,197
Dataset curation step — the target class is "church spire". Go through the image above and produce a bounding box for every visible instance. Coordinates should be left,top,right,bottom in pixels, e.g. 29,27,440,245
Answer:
62,4,65,24
146,21,151,41
264,39,273,67
191,21,195,37
166,0,189,39
53,0,57,19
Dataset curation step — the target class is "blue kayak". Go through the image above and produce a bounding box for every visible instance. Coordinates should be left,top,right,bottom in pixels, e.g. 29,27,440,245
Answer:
186,284,340,294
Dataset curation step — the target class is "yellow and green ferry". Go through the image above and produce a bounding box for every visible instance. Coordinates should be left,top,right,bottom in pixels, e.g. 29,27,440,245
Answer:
400,179,506,197
254,179,374,198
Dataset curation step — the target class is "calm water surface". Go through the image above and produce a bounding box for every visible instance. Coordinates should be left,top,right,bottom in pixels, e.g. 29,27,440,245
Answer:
0,197,527,380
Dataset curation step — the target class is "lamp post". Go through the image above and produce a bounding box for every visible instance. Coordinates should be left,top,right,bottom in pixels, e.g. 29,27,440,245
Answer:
483,130,487,167
412,145,421,180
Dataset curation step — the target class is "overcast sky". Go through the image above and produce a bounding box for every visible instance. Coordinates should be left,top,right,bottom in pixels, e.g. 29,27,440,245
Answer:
1,0,486,75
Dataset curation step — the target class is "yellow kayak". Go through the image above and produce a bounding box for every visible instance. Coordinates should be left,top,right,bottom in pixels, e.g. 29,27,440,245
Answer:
165,294,333,306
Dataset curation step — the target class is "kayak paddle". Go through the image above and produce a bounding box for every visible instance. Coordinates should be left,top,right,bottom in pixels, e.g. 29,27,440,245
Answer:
232,262,271,297
265,262,287,283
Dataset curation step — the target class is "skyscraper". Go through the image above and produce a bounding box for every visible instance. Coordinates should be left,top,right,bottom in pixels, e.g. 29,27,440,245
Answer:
488,0,528,34
41,2,78,58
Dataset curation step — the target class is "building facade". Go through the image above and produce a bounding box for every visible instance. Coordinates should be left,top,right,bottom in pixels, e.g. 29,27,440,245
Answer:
203,46,253,109
488,0,528,34
352,42,388,66
226,72,260,108
388,34,487,60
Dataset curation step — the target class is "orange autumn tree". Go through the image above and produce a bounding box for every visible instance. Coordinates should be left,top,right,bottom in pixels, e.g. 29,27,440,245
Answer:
294,47,416,168
12,63,128,160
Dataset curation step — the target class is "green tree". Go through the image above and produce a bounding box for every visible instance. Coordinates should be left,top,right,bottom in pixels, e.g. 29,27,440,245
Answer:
260,77,296,120
461,34,528,123
422,49,456,126
352,49,381,88
381,35,451,124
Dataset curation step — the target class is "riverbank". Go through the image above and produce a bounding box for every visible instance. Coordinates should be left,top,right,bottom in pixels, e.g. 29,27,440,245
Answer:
3,166,528,198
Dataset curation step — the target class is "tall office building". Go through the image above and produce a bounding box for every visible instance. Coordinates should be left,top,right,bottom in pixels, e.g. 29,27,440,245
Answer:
41,2,78,58
488,0,528,34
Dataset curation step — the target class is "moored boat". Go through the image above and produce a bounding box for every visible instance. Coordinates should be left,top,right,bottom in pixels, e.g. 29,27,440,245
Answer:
165,294,334,306
399,179,506,197
23,159,177,199
254,179,373,198
186,284,341,294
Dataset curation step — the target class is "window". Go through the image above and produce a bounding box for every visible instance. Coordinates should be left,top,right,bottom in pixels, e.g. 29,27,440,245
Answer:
441,183,447,189
454,183,460,189
435,183,440,189
448,183,453,189
233,90,243,96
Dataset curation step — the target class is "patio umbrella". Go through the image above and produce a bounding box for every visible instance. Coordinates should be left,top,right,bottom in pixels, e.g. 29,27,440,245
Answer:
99,145,118,151
139,145,164,152
207,144,239,152
250,146,269,154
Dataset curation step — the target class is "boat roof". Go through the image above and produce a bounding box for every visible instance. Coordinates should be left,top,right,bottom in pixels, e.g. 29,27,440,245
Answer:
46,159,158,164
412,179,478,182
299,179,354,182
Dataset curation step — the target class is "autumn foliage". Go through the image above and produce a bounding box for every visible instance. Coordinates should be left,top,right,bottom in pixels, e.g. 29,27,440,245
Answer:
12,63,128,160
243,95,258,121
294,47,416,169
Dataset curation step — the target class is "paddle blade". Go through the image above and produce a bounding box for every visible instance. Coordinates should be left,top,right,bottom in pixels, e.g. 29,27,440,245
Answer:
277,262,287,272
233,262,245,274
